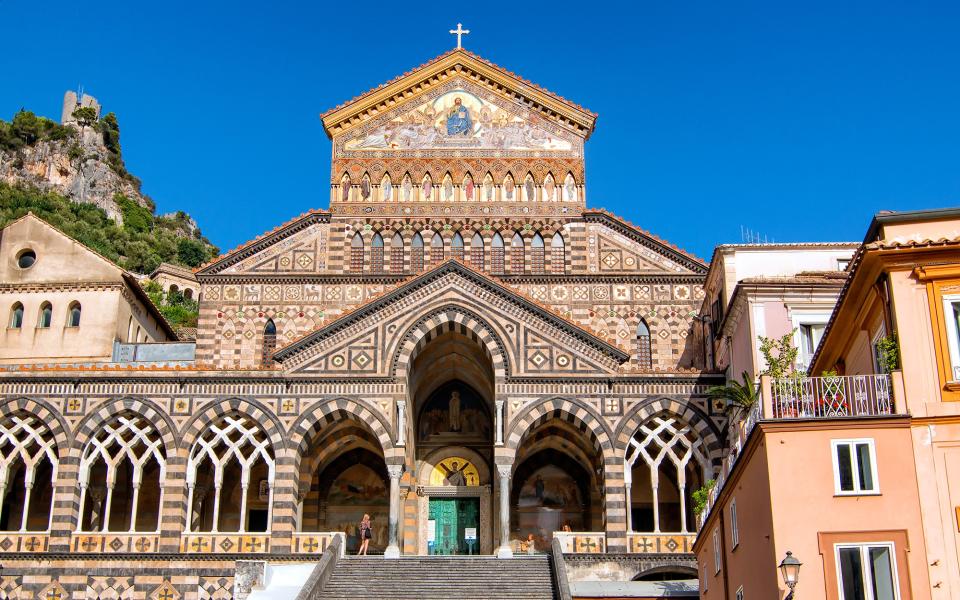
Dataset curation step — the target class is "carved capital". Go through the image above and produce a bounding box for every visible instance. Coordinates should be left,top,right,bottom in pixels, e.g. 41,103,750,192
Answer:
386,464,404,480
496,464,512,479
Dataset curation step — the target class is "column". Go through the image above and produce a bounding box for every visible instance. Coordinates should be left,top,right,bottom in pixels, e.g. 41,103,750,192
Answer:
495,400,505,446
19,482,33,532
102,482,115,532
211,484,222,533
183,484,195,533
128,482,141,532
496,464,512,558
623,464,632,533
384,464,403,558
397,401,407,447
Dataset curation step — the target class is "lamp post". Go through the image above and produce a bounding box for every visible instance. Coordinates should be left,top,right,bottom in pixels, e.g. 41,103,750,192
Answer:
779,551,802,600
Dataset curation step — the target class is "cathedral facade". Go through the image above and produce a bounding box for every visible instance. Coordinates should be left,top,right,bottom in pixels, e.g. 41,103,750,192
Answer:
0,50,725,598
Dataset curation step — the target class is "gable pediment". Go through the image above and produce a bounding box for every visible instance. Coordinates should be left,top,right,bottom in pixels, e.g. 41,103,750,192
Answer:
584,211,708,275
338,79,582,159
322,50,596,143
274,261,628,376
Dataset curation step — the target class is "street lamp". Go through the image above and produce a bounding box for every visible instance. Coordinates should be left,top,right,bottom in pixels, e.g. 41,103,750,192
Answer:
779,551,802,600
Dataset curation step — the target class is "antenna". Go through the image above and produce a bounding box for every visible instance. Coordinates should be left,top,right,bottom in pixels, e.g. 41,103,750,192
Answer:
740,226,774,244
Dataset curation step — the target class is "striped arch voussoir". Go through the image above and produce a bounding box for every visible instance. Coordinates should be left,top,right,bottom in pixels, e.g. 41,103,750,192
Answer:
288,399,394,475
178,397,285,454
72,397,178,455
392,306,509,380
616,397,722,459
506,397,612,459
0,397,71,453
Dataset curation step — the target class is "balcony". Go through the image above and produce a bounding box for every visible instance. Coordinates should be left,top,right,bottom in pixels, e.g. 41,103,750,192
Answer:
700,371,907,529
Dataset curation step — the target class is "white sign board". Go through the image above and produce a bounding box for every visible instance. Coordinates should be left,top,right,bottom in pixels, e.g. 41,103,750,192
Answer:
427,520,436,542
464,527,477,541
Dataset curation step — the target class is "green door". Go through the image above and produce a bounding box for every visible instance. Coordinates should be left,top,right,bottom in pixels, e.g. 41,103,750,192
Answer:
428,498,479,554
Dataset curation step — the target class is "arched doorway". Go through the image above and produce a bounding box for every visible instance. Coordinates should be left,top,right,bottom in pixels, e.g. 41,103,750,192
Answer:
407,324,496,555
298,418,389,554
510,414,604,551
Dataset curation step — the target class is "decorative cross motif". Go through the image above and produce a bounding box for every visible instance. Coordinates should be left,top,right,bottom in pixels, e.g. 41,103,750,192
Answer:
157,587,176,600
632,537,654,553
80,536,98,551
449,23,470,49
135,537,151,552
282,399,294,412
302,537,319,552
68,398,81,411
24,536,41,551
46,588,62,600
191,537,209,552
576,537,599,553
244,537,263,552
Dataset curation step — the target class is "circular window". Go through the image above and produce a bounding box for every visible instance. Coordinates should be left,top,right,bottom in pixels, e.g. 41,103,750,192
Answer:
16,249,36,269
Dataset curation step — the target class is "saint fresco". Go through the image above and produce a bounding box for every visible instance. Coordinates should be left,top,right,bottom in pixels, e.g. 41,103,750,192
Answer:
418,383,491,443
344,90,574,153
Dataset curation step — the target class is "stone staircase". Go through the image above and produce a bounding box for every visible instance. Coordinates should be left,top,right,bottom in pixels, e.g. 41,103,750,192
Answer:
316,555,559,600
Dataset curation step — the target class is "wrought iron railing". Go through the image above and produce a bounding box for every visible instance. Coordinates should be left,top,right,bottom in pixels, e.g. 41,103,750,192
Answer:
771,374,894,418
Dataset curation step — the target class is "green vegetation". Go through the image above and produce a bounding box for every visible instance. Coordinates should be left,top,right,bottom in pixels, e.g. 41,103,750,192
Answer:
0,110,74,152
759,330,800,377
0,182,218,273
97,111,143,193
143,280,198,330
692,479,717,516
707,371,760,419
876,333,901,373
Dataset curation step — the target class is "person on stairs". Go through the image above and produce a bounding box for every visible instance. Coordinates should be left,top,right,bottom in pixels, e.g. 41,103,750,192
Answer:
358,514,372,555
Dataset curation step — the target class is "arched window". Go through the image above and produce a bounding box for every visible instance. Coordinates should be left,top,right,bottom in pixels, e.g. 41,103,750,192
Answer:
637,320,652,369
135,326,142,343
530,233,545,274
511,232,524,273
625,414,710,534
38,302,52,329
67,302,81,327
0,412,57,532
451,232,464,262
186,414,275,533
127,317,134,343
183,288,194,301
430,232,444,265
390,232,404,272
77,413,165,532
9,302,23,329
350,232,364,272
491,233,505,275
411,233,424,272
169,284,179,295
470,232,484,270
371,233,384,272
262,319,277,367
551,233,565,274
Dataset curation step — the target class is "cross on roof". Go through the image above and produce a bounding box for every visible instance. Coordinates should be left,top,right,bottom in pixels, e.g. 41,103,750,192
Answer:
449,23,470,49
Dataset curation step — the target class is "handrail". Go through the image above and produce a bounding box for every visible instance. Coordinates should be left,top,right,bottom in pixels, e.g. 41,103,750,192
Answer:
550,537,573,600
295,534,342,600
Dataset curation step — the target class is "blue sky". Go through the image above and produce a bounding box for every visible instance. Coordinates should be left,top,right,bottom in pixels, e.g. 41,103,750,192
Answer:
1,0,957,259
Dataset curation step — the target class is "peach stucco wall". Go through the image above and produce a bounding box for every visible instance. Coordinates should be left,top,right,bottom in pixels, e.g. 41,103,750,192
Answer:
698,421,930,600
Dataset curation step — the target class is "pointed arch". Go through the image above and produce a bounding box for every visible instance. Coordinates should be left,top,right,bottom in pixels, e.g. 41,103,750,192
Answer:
411,232,424,272
360,172,371,201
371,232,384,272
491,232,505,275
430,231,444,264
340,173,351,203
543,172,557,202
0,411,58,532
9,302,23,329
551,232,566,274
441,172,455,202
564,172,578,202
531,233,545,274
380,173,393,202
451,231,464,261
262,319,277,367
421,173,433,201
482,172,495,202
38,302,52,329
636,319,652,369
462,172,475,201
470,232,484,270
511,231,525,273
523,172,536,202
390,231,404,272
350,232,364,273
503,173,516,200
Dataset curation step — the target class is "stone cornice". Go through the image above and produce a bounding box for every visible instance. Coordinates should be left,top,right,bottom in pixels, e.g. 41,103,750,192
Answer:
0,281,123,293
196,272,707,286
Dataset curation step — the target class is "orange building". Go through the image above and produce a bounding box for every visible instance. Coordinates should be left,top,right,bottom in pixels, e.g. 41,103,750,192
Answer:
695,207,960,600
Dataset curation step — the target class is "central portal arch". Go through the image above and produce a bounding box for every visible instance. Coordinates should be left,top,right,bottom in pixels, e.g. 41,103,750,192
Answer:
405,317,498,555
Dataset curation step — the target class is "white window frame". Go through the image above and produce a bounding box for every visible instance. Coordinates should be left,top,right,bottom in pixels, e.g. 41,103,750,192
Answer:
713,528,721,574
942,294,960,381
789,307,832,373
831,438,880,495
834,542,900,600
730,498,739,549
735,586,744,600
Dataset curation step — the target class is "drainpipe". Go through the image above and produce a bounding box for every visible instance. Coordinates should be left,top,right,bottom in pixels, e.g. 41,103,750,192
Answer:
718,508,731,600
